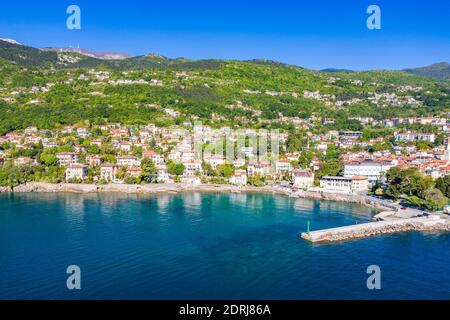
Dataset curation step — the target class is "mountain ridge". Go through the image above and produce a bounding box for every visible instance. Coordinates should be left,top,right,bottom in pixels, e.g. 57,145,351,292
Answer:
0,38,448,81
403,62,450,81
41,47,130,60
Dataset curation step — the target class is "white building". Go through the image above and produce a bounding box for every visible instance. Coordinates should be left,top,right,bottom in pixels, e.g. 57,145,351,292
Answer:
247,161,271,177
230,170,248,186
181,151,196,162
183,160,202,176
394,132,436,143
117,156,141,167
275,159,292,174
320,176,369,193
65,164,88,181
180,176,201,185
291,169,314,189
56,152,80,166
344,160,395,184
86,155,104,167
156,164,171,183
77,128,89,138
119,142,132,152
142,150,164,165
206,154,225,168
100,164,119,182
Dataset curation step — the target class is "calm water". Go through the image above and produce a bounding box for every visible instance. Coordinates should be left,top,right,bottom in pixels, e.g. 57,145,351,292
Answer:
0,192,449,300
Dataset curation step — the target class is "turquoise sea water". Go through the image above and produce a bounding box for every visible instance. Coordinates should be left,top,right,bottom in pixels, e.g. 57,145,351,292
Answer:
0,192,449,300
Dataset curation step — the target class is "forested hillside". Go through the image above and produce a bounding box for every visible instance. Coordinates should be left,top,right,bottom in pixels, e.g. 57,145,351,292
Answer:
0,40,449,135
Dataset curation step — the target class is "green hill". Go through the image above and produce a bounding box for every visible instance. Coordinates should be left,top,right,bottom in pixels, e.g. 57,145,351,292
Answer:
403,62,450,81
0,40,448,135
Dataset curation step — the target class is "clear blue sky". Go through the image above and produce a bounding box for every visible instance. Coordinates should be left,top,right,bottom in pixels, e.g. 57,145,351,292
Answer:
0,0,449,70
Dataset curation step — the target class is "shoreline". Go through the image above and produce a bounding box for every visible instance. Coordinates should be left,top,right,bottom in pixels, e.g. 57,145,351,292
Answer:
2,182,274,195
4,182,448,242
1,182,393,211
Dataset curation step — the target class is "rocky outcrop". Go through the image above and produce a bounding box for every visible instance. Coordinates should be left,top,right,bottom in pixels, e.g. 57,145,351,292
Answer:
0,186,12,193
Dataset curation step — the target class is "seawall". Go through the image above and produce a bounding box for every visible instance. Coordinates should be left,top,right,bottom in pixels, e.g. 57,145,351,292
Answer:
301,216,450,243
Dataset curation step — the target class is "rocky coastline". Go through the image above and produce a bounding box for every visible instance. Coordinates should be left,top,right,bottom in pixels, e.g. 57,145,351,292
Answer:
0,182,398,212
4,182,448,242
3,182,275,195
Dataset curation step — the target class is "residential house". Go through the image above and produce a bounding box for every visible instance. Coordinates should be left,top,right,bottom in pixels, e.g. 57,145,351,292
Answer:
65,164,88,181
183,160,202,176
100,164,119,182
86,155,104,167
156,164,171,183
127,166,142,178
275,159,292,174
117,156,141,167
119,141,132,152
291,169,314,189
207,154,225,168
395,132,436,143
230,170,248,186
142,150,164,165
56,152,80,167
247,161,271,177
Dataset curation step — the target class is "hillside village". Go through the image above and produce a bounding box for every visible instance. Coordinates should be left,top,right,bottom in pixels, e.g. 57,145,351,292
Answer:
1,41,450,211
1,114,450,210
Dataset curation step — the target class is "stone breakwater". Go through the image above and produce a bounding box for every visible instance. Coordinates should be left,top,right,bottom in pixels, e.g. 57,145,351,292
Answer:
301,216,450,243
7,182,274,194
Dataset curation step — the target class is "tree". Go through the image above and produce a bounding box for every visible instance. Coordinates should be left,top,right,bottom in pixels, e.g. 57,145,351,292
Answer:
385,167,432,198
325,144,341,160
248,174,265,186
298,150,313,169
316,159,342,179
140,159,157,183
384,167,448,211
435,175,450,198
422,188,448,211
40,154,58,167
167,160,185,177
216,163,235,178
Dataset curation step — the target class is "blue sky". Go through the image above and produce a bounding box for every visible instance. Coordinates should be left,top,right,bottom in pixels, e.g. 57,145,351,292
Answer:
0,0,449,70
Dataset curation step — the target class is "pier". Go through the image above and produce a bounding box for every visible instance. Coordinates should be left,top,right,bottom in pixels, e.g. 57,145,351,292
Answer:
301,214,450,243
